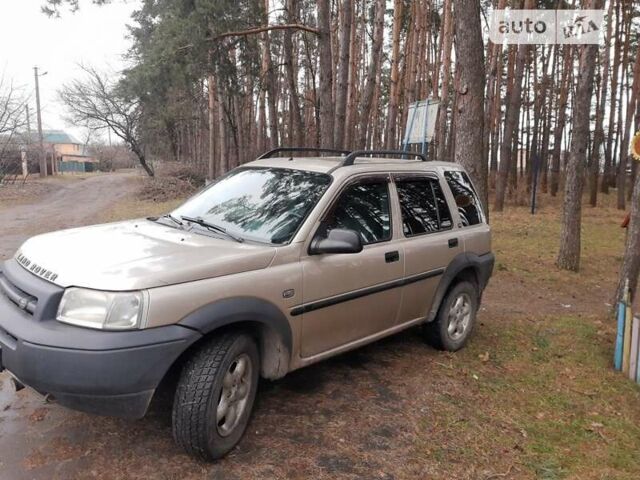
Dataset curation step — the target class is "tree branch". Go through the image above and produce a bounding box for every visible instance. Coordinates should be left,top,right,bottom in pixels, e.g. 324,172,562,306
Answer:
212,23,319,41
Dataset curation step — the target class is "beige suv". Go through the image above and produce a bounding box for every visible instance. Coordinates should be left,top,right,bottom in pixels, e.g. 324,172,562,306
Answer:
0,149,493,460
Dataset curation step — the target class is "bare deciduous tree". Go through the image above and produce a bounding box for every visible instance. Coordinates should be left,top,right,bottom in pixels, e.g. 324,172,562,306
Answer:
0,74,28,182
58,65,154,177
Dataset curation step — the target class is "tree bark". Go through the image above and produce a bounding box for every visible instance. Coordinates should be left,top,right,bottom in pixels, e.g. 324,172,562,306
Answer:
557,0,602,272
333,0,352,148
207,74,217,180
317,0,335,148
453,0,487,214
589,1,614,205
617,34,640,210
260,5,279,149
356,0,385,149
483,0,507,173
540,46,557,194
436,0,453,162
494,0,533,212
615,171,640,303
603,0,621,193
283,0,304,146
550,45,573,197
343,1,360,149
385,0,403,150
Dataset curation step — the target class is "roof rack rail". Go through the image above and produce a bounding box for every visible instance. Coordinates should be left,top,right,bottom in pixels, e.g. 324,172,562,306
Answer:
258,147,351,159
341,150,427,166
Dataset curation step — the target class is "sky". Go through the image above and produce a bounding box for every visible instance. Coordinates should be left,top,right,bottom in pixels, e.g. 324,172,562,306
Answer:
0,0,141,142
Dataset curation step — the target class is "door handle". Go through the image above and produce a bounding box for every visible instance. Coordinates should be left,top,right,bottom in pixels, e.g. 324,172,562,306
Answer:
385,251,400,263
448,238,459,248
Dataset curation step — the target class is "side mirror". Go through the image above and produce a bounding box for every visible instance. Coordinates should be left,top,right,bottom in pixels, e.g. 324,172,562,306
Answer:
309,228,363,255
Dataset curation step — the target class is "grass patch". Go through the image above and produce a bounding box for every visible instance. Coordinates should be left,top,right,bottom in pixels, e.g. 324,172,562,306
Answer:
99,197,185,223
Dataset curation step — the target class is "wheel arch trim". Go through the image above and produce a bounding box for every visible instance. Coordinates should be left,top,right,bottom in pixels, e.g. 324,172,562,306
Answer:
425,252,495,323
178,296,292,379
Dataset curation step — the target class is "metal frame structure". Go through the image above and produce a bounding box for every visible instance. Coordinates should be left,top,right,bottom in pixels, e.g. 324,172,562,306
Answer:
341,150,427,166
258,147,351,159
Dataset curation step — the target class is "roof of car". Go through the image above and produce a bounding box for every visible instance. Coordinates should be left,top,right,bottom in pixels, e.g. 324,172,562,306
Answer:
245,156,463,177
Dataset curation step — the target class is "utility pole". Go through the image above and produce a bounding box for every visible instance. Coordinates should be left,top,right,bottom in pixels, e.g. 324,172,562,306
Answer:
23,105,32,178
26,105,32,136
34,66,47,177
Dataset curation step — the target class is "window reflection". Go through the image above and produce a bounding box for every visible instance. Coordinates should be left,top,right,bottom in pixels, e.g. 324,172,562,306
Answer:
173,168,331,244
444,171,484,226
322,181,391,244
397,179,452,236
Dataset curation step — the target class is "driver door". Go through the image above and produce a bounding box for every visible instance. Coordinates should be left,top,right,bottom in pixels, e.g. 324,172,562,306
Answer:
299,176,403,358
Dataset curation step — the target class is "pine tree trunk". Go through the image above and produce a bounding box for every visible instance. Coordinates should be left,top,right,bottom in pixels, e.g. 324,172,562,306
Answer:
333,0,352,148
355,0,384,149
436,0,453,162
604,0,621,193
453,0,487,214
617,36,640,210
484,0,507,177
317,0,335,148
494,0,533,212
551,45,573,197
540,45,557,194
343,2,359,149
261,15,279,149
385,0,403,150
557,1,602,271
589,0,614,204
615,171,640,303
283,0,304,147
207,74,217,180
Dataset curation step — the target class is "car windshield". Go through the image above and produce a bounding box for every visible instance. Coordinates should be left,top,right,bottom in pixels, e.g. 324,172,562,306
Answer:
172,167,332,244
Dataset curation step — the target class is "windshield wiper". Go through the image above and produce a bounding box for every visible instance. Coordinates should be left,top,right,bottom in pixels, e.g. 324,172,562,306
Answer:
181,216,244,243
147,213,184,228
163,214,184,226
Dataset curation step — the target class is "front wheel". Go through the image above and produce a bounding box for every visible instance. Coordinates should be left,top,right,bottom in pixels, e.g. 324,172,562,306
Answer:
172,332,259,461
423,281,478,351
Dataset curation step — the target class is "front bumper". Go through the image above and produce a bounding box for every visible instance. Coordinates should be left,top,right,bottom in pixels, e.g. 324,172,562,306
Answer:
0,259,202,418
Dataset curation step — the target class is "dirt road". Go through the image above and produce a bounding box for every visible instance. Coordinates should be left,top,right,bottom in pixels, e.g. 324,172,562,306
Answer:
0,173,138,260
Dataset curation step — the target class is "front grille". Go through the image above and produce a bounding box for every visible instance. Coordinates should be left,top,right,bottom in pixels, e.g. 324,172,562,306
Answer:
0,273,38,314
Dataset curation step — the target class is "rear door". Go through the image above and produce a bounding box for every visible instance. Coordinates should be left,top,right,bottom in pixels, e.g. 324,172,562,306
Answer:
442,170,491,255
393,174,462,323
299,175,404,358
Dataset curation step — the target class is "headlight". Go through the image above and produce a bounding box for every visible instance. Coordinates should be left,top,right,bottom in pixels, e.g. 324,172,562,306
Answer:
57,288,144,330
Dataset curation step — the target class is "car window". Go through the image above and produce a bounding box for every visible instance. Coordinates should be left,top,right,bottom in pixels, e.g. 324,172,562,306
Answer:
321,180,391,245
172,167,331,244
443,171,485,226
396,178,452,236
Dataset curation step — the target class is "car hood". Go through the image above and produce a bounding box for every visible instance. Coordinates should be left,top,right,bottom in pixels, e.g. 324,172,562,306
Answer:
15,219,277,290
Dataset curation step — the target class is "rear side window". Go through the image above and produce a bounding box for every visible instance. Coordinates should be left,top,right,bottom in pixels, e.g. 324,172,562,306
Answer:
322,180,391,244
444,171,485,226
396,178,453,236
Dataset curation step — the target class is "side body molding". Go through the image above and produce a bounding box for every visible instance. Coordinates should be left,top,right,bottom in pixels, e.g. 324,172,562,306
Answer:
179,297,293,379
425,252,495,323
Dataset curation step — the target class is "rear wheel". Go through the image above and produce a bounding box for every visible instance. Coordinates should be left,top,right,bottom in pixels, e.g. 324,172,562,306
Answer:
172,332,259,461
423,281,478,351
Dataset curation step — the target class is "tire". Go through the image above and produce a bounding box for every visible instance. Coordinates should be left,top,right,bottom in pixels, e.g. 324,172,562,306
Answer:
423,281,478,351
172,332,260,461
